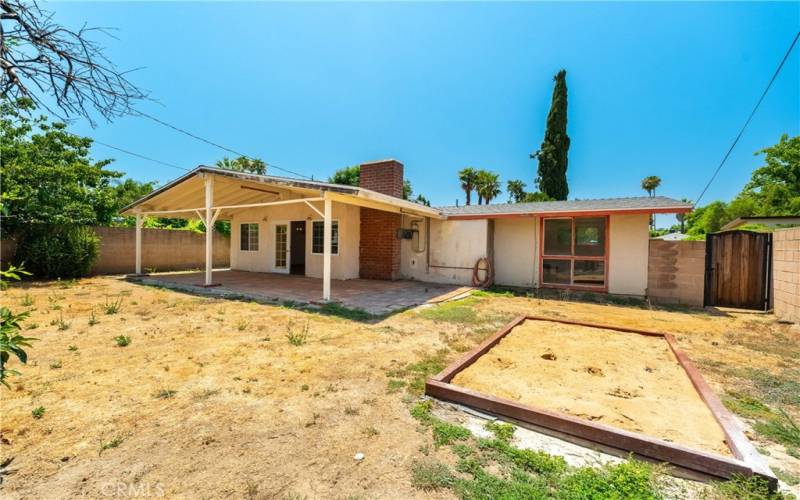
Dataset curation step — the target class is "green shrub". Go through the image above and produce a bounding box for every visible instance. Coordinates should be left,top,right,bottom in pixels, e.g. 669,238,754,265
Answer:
410,460,454,491
17,226,99,279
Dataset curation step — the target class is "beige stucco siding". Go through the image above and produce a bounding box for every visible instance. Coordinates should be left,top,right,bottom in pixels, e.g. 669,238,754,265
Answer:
608,213,650,296
493,217,537,288
229,201,360,280
400,217,489,284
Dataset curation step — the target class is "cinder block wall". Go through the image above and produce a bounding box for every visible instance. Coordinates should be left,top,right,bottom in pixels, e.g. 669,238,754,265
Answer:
647,239,706,307
773,227,800,323
358,160,403,280
91,227,230,275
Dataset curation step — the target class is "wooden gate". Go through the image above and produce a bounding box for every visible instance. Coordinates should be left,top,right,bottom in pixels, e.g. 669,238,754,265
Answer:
704,231,772,310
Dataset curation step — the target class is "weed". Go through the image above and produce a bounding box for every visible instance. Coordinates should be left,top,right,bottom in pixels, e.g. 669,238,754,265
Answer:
410,400,434,423
484,420,516,443
556,460,659,499
736,368,800,407
285,320,309,346
386,379,406,393
300,384,309,391
88,307,98,326
417,297,482,324
49,312,70,330
774,468,800,487
451,443,475,459
68,345,78,352
236,319,249,331
753,409,800,448
57,279,78,289
363,426,380,437
100,436,123,453
154,389,177,399
49,360,62,369
114,335,131,347
397,349,449,395
410,460,454,491
787,447,800,459
478,438,567,475
31,406,45,419
723,391,774,420
711,474,790,499
26,322,39,330
344,405,360,416
20,293,34,306
103,295,124,315
316,302,374,322
431,420,471,447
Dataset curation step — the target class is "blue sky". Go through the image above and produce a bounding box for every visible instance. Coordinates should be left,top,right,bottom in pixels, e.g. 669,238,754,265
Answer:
54,2,799,215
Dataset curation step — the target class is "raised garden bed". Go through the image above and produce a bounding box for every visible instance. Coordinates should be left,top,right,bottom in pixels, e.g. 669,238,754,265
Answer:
425,315,776,488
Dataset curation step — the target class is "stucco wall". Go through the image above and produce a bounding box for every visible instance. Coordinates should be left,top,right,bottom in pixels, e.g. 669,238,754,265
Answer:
773,227,800,323
647,239,706,307
229,201,360,280
608,214,650,296
400,217,489,284
493,217,537,288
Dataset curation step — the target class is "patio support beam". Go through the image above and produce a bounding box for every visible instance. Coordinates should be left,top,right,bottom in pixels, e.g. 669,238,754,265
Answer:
135,212,143,275
322,198,332,301
204,174,214,286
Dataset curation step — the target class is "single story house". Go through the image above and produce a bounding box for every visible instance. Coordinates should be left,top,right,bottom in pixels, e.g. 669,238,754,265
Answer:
122,159,692,301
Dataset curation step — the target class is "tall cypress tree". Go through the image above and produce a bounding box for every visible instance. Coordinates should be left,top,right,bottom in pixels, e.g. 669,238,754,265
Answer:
533,70,570,200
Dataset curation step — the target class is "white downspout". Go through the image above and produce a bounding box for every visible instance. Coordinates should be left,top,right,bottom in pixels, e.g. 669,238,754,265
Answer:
323,197,332,301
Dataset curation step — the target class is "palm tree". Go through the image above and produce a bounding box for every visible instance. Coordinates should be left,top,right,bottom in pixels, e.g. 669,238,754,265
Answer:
458,167,479,205
641,176,662,197
476,170,501,205
507,180,527,203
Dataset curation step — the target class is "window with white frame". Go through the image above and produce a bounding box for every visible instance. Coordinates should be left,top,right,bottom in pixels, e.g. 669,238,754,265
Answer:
311,220,339,255
240,223,259,251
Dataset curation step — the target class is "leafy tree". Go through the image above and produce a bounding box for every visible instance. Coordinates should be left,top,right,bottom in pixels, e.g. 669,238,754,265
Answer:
522,191,553,202
215,156,267,175
0,264,36,389
328,165,360,186
737,134,800,215
414,194,431,207
684,134,799,236
0,99,122,235
458,167,479,205
532,70,570,200
507,180,527,203
403,180,413,200
475,170,501,205
641,176,662,197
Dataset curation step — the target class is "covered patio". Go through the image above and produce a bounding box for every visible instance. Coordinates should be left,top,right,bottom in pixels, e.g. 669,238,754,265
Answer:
132,269,471,315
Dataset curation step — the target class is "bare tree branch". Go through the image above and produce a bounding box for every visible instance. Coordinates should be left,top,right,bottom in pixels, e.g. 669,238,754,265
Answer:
0,0,147,125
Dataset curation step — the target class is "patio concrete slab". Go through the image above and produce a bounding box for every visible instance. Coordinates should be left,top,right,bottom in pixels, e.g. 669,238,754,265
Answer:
129,269,472,315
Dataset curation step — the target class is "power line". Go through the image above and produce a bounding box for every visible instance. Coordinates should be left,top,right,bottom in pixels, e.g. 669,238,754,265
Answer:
92,140,190,172
133,110,312,179
694,30,800,206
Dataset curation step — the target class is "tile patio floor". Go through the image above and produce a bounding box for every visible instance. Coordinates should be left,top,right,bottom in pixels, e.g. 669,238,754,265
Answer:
131,269,472,315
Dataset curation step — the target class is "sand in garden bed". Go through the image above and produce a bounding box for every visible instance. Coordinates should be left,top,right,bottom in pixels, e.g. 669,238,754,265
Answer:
451,320,732,456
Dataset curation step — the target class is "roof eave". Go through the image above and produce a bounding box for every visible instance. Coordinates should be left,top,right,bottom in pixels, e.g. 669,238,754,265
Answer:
444,205,694,220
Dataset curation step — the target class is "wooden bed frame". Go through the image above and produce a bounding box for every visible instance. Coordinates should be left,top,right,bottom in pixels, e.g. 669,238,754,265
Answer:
425,315,777,488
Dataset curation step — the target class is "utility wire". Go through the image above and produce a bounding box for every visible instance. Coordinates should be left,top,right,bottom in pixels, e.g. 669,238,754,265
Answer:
92,140,190,172
133,110,312,179
694,30,800,206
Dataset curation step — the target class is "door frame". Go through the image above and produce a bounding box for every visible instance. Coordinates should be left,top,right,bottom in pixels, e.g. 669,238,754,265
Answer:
270,220,291,274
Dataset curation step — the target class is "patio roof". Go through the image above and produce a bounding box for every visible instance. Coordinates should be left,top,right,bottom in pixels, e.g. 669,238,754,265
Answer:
120,166,442,220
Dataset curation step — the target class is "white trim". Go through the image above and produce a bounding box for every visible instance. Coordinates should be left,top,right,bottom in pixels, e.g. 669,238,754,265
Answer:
322,199,332,301
139,197,325,216
310,219,340,256
303,199,325,218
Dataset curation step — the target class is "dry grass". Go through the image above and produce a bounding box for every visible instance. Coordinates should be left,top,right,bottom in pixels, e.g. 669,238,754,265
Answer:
1,277,799,497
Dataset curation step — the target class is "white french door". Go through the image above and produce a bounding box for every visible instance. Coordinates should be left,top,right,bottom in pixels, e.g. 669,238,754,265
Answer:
272,222,290,274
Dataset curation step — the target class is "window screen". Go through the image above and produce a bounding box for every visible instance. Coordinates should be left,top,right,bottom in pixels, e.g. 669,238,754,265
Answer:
311,221,339,255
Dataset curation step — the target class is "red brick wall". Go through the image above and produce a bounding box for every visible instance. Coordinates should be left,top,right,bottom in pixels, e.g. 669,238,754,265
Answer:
359,160,404,198
358,159,403,280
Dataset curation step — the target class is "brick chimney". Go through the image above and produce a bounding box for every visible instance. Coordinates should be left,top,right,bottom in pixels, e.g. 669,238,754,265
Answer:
358,159,404,198
358,159,404,280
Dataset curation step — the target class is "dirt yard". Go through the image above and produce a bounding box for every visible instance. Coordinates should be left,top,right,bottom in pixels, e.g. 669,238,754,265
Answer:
1,278,799,498
451,320,731,456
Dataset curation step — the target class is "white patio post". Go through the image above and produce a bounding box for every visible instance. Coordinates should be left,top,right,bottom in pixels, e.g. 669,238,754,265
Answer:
204,174,214,286
322,198,332,301
135,212,143,275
